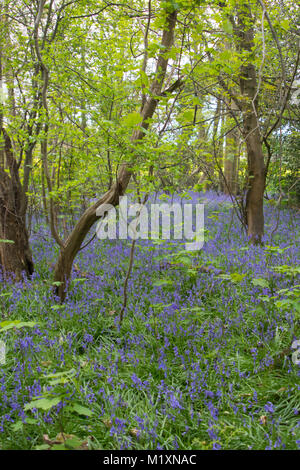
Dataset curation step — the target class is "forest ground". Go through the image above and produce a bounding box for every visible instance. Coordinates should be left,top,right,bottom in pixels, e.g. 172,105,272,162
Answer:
0,192,299,450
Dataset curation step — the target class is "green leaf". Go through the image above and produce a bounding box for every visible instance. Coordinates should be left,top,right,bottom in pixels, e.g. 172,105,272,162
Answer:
219,272,246,283
140,70,149,87
252,278,270,288
50,304,66,311
11,421,24,432
69,403,94,417
64,436,84,449
179,109,194,124
43,369,76,385
172,254,193,267
51,444,67,450
153,279,173,287
223,19,233,35
121,111,143,128
35,444,50,450
230,273,246,283
258,295,271,303
43,370,75,378
0,320,38,333
24,397,61,411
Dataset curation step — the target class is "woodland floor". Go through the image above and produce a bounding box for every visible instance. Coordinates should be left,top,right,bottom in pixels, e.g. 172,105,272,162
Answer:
0,192,299,450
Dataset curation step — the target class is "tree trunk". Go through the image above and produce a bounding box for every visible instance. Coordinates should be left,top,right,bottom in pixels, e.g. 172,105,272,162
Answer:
0,128,34,279
238,3,266,243
53,8,179,301
244,112,265,242
224,100,239,195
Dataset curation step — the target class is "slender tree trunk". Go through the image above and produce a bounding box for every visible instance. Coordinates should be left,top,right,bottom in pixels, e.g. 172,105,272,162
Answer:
218,102,226,192
53,9,179,301
238,3,266,243
224,99,239,195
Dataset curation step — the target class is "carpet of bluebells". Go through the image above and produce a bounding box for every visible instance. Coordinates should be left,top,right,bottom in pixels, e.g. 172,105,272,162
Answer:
0,191,299,450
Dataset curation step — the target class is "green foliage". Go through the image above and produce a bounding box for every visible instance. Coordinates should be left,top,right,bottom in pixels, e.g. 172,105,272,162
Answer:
0,0,299,452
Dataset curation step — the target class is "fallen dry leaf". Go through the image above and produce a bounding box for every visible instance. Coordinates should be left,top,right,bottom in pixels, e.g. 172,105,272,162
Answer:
80,360,89,368
260,415,267,425
129,428,140,438
43,434,52,445
41,361,52,367
103,418,112,429
43,433,90,450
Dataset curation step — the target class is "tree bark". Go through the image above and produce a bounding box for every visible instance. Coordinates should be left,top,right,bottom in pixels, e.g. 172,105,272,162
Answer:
53,8,179,301
243,109,265,242
238,3,266,243
0,128,34,280
224,100,239,195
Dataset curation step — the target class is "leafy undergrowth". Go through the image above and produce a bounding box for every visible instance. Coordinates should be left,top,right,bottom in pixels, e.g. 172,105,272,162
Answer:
0,192,299,450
